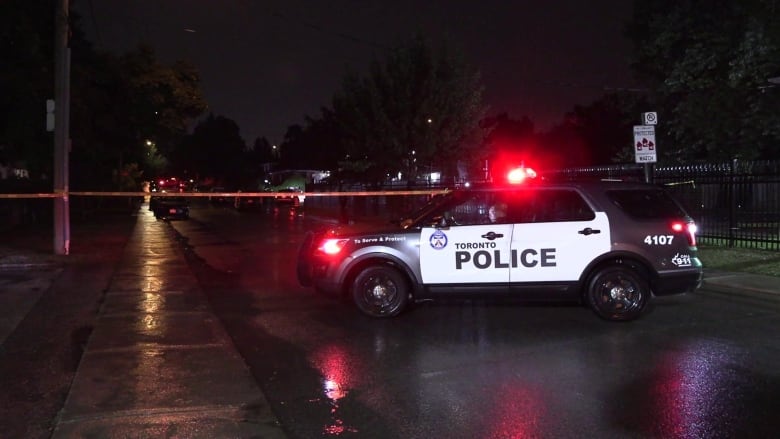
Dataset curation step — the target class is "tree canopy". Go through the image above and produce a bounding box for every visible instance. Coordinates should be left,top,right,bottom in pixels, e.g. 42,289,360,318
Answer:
278,109,344,172
7,0,780,194
332,35,486,185
627,0,780,161
0,2,208,190
170,114,250,188
70,44,207,189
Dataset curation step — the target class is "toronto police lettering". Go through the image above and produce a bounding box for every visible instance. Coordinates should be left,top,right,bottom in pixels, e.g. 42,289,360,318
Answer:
455,247,557,269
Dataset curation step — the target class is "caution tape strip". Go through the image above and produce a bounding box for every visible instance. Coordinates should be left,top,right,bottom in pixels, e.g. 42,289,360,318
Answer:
0,193,61,199
0,189,449,199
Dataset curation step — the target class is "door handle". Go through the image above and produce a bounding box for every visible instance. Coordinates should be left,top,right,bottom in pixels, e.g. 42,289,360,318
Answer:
578,227,601,235
481,231,504,240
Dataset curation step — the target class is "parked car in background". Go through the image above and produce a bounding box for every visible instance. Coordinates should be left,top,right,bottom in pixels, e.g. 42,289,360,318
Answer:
234,189,266,211
274,188,304,207
152,196,189,220
208,187,231,205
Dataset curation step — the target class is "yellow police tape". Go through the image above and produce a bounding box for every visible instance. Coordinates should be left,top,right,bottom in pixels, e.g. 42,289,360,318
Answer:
0,189,449,199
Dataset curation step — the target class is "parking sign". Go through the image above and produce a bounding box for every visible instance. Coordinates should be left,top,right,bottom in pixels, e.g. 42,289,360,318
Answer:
633,125,657,163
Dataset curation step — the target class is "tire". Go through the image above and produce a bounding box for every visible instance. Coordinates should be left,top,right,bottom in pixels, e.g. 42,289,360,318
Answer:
351,265,409,318
586,265,649,321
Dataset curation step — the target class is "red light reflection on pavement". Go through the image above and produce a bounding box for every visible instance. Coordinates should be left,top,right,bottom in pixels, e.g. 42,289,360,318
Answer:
311,343,360,436
642,340,740,438
486,380,544,439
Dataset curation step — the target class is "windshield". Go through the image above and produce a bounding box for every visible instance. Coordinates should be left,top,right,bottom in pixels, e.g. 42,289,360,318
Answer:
398,191,462,229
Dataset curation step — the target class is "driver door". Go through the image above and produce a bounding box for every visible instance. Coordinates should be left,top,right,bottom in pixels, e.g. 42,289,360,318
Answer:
419,190,513,285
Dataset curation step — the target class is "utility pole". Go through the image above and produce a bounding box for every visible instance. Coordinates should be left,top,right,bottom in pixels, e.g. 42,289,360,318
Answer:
53,0,71,255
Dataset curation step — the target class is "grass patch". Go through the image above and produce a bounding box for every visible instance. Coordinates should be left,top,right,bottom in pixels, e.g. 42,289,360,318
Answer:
697,245,780,277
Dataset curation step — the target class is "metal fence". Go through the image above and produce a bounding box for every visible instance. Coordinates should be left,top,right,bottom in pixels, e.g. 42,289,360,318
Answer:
545,160,780,251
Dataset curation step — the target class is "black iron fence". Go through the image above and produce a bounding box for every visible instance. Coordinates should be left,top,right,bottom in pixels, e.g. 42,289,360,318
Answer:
545,160,780,251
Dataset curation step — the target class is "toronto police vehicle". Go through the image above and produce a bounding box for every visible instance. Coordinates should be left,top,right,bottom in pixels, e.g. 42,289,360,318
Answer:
297,170,702,321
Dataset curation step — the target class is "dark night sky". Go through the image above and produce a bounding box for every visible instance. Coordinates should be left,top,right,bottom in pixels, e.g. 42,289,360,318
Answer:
75,0,638,145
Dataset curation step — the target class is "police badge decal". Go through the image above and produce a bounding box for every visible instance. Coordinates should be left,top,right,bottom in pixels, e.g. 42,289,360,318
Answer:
429,230,447,250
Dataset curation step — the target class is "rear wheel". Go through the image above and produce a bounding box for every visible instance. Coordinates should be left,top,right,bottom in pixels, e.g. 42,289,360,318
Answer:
586,265,649,321
352,266,409,318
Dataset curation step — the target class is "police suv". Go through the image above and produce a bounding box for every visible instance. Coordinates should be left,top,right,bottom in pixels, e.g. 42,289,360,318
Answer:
297,177,702,321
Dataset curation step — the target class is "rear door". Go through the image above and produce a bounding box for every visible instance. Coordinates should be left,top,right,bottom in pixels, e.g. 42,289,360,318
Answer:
507,188,611,283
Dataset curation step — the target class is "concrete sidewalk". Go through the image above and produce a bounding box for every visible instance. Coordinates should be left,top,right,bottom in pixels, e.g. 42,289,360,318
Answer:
47,208,285,438
700,270,780,304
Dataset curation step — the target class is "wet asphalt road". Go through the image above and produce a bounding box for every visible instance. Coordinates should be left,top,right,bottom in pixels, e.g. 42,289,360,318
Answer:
171,202,780,439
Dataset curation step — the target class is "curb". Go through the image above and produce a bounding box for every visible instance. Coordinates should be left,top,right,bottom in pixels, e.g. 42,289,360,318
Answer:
699,277,780,305
0,261,63,271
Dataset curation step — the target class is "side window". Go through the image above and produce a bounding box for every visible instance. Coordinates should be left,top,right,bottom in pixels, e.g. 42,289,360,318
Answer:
448,192,493,226
502,190,536,223
534,190,595,222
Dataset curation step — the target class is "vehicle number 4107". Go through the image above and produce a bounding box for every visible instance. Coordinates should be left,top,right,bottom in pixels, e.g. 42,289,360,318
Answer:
644,235,674,245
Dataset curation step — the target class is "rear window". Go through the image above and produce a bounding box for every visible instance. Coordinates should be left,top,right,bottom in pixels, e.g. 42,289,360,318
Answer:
607,189,687,219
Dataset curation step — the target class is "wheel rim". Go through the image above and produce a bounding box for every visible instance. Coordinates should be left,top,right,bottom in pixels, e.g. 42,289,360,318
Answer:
357,273,400,316
594,273,643,315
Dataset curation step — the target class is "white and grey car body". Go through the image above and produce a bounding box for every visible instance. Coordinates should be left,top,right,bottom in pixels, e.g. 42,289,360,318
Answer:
298,181,703,321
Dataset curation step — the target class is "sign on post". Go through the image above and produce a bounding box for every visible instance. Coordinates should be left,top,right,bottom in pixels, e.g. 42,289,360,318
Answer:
633,125,657,163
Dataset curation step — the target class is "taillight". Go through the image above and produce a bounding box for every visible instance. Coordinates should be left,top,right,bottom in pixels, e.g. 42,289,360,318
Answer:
317,238,348,255
672,221,697,246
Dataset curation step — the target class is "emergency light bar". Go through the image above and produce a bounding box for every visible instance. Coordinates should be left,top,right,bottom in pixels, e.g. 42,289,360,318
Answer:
507,167,537,184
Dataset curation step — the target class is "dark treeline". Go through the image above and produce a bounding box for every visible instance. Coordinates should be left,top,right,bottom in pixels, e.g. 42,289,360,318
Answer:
1,1,778,192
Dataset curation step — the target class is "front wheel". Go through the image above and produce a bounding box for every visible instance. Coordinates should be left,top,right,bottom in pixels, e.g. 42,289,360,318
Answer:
352,266,409,318
586,265,649,321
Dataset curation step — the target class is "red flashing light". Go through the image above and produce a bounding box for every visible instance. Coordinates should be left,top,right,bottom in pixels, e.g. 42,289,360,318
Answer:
507,167,537,184
318,239,348,255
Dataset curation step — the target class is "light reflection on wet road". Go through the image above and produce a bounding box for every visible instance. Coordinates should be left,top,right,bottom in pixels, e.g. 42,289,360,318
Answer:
171,202,780,438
